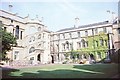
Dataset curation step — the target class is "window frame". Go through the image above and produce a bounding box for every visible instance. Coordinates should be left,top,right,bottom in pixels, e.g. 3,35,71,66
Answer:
29,47,35,53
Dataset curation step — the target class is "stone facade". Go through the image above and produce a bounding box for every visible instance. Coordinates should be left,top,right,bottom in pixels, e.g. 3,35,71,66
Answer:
0,10,51,65
0,10,119,65
50,21,116,63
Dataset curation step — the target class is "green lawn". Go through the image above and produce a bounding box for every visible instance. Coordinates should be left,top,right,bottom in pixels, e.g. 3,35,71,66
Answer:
2,64,119,78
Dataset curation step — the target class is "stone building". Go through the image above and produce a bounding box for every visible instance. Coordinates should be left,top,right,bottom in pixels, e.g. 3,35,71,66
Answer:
0,9,119,65
50,17,119,63
0,10,51,65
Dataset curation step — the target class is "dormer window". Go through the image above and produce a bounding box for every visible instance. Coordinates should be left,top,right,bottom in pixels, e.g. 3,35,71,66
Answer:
85,30,88,36
11,20,13,23
38,27,41,31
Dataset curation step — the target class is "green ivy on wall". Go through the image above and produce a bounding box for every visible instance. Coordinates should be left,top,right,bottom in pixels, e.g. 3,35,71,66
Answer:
69,32,108,61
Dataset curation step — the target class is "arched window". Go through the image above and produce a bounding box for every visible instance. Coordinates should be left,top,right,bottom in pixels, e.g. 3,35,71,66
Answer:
38,43,41,47
38,27,41,31
105,40,108,46
29,38,32,42
85,30,88,36
96,41,99,47
81,39,85,47
29,47,35,53
38,34,41,39
100,37,104,46
86,41,88,47
15,25,19,39
97,52,101,59
66,41,69,49
32,36,35,41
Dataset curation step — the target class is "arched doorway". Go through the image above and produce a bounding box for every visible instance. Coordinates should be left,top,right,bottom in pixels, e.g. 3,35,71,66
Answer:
51,55,54,63
89,54,95,60
37,54,41,62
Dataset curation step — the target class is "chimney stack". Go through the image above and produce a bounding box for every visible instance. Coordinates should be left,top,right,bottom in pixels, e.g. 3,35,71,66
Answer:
75,17,80,27
9,4,13,12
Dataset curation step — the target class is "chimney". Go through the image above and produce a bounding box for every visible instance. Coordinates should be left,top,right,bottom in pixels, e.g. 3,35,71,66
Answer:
9,4,13,12
75,17,80,27
107,10,115,23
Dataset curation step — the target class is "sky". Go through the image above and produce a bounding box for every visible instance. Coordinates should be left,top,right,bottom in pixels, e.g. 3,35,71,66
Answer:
1,0,119,32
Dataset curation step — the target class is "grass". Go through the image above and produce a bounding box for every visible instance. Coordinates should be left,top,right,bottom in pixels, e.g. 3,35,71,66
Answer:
2,63,119,78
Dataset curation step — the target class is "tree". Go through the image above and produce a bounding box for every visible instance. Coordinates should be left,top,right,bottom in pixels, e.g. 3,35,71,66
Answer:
0,28,17,61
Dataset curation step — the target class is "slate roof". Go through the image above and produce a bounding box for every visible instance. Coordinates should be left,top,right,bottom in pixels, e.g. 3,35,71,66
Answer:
57,27,77,32
57,21,109,32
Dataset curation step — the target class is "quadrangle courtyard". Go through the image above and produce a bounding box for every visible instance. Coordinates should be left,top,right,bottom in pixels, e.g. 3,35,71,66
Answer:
1,63,119,79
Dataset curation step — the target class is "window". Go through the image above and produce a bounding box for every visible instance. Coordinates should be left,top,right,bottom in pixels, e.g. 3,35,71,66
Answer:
14,51,19,60
29,47,35,53
71,32,77,38
92,29,94,35
100,38,104,46
48,42,49,49
48,35,50,39
15,25,19,39
86,41,88,47
62,44,65,51
43,33,45,38
118,28,120,34
33,36,35,41
81,39,85,48
56,44,59,51
30,57,34,60
70,43,73,50
29,36,35,42
105,40,108,46
38,27,41,31
96,41,98,47
103,27,107,33
66,41,69,50
95,28,98,34
13,29,14,35
57,34,60,40
4,27,7,31
78,32,80,37
77,42,81,49
97,52,101,59
63,34,65,39
85,31,88,36
69,33,72,38
38,34,41,39
20,31,22,39
29,38,32,42
11,20,13,23
38,43,41,47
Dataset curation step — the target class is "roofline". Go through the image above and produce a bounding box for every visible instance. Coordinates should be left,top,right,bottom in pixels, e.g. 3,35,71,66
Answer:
57,20,111,32
0,9,25,19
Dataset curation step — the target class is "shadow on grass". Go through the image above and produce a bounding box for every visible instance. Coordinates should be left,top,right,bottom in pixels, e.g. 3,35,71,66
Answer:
15,69,104,78
1,64,119,79
73,64,119,78
1,66,20,79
